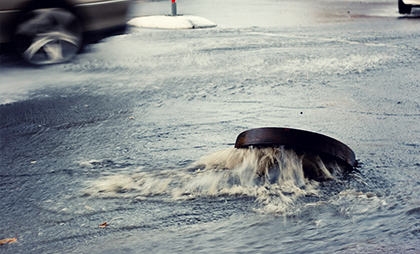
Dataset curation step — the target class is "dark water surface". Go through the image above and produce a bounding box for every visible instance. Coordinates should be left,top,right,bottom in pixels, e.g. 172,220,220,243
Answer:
1,0,419,253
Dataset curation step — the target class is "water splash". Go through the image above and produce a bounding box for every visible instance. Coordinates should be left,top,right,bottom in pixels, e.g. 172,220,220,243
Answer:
84,147,349,214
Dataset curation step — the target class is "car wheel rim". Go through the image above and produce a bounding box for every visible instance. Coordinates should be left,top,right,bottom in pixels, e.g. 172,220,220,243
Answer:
14,8,82,65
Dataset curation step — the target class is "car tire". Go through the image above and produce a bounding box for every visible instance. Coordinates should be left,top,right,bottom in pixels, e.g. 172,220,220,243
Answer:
398,0,412,14
14,8,83,65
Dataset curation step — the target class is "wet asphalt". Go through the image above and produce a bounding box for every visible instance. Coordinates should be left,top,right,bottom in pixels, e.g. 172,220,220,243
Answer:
1,0,420,253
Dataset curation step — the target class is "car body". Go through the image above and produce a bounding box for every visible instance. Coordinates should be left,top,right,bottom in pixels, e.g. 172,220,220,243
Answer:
399,0,420,14
401,0,420,4
0,0,131,64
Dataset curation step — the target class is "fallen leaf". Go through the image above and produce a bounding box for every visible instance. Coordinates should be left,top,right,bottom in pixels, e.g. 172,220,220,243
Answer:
99,222,107,228
0,237,17,245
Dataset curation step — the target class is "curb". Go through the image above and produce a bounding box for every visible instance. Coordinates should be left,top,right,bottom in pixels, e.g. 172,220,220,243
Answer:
128,15,217,29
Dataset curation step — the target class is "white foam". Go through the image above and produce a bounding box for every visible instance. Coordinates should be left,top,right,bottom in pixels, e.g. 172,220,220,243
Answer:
83,147,348,215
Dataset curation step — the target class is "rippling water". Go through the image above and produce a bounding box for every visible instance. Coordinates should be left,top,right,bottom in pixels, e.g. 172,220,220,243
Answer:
84,147,347,213
75,143,418,253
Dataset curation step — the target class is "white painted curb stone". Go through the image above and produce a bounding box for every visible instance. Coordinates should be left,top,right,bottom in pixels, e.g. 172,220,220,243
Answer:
128,15,217,29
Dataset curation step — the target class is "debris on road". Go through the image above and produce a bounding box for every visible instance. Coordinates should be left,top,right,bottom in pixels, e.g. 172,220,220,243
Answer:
0,237,17,245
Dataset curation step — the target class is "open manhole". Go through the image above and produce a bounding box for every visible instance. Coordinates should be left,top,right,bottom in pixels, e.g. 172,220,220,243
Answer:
234,127,357,180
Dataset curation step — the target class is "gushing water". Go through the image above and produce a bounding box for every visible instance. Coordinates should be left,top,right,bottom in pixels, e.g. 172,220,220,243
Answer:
85,147,349,214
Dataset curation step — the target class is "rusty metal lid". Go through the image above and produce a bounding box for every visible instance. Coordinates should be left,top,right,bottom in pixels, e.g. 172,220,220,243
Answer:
234,127,357,168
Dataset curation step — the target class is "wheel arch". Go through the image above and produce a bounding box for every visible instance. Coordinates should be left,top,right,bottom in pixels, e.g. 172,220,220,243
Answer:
11,0,86,35
398,0,413,14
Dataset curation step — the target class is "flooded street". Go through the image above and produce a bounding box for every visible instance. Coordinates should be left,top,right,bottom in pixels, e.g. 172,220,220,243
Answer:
1,0,420,253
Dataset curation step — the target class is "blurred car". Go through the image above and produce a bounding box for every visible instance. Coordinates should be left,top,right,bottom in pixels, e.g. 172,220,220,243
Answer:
0,0,131,65
399,0,420,14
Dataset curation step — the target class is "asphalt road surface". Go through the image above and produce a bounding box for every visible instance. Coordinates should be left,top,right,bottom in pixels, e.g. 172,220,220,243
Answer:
1,0,420,253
